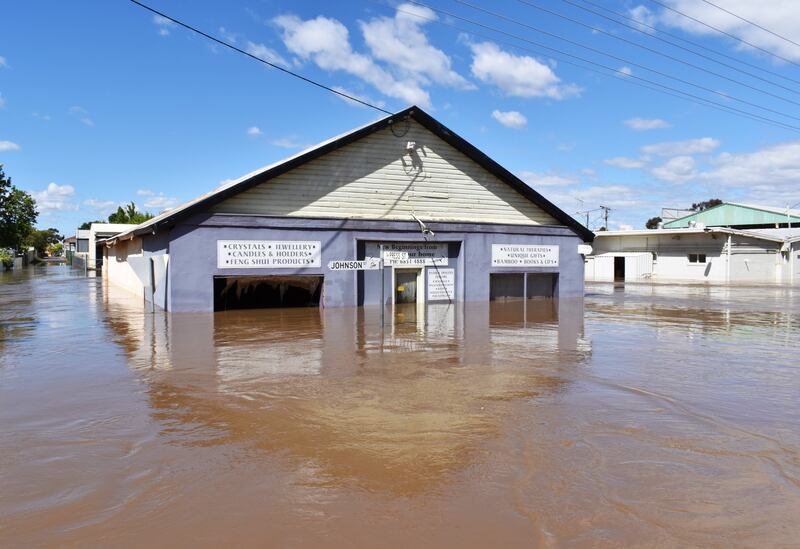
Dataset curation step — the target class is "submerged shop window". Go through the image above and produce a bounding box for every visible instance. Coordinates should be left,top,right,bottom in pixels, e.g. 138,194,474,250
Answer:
213,275,323,311
489,273,558,300
688,253,707,264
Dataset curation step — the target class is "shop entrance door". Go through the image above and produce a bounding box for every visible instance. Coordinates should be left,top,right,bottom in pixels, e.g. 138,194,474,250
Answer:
394,268,421,304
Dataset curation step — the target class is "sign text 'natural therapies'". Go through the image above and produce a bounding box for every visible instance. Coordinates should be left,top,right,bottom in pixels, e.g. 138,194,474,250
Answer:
491,245,559,267
217,240,321,269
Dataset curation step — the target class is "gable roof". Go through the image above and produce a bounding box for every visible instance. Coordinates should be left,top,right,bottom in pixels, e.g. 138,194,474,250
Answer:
663,202,800,228
107,106,594,243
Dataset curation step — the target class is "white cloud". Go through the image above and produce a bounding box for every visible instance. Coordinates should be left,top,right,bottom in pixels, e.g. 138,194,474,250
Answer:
32,183,78,212
543,184,644,212
274,14,429,106
246,126,262,137
270,136,306,149
360,4,471,89
32,112,51,121
618,66,633,77
153,15,174,36
245,41,288,67
701,140,800,191
629,5,656,31
519,171,578,187
0,93,5,109
651,155,697,183
219,27,238,44
136,189,155,196
656,0,800,62
641,137,719,156
604,156,647,169
491,110,527,129
624,117,671,130
83,198,117,210
0,140,20,151
469,41,581,99
68,105,94,127
143,193,180,211
331,86,386,109
0,56,7,68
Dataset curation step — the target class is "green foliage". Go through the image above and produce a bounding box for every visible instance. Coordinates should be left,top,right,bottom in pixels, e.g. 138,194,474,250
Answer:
645,216,662,229
46,242,63,257
0,164,38,251
691,199,723,212
78,220,103,230
107,202,154,224
0,248,13,270
26,228,63,256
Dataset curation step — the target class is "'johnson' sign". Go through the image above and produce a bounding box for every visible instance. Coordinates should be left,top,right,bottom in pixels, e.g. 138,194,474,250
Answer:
217,240,321,268
491,245,559,267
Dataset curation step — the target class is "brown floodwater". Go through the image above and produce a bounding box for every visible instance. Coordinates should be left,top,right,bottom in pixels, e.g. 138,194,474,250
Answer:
2,266,799,547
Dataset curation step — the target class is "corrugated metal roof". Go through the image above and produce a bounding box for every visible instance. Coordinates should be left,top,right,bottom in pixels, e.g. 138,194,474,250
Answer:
662,202,800,228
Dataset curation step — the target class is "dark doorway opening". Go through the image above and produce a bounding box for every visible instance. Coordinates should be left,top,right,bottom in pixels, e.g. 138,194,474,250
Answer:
213,276,323,311
614,257,625,281
95,244,104,269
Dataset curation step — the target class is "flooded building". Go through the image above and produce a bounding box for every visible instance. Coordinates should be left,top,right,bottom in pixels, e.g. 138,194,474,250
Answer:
586,227,800,284
103,106,593,312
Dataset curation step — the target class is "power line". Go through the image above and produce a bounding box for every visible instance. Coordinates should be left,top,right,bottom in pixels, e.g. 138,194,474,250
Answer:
126,0,393,114
696,0,800,50
645,0,800,67
560,0,800,93
504,0,800,108
449,0,800,119
396,1,800,133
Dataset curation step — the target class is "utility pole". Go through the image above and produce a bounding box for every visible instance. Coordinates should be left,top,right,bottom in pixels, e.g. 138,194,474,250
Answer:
600,205,610,230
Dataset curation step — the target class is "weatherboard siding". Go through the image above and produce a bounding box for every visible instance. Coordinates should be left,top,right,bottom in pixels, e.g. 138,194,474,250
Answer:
210,121,560,226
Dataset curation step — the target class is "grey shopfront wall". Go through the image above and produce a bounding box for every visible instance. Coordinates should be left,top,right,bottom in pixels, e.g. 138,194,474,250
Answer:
157,214,585,312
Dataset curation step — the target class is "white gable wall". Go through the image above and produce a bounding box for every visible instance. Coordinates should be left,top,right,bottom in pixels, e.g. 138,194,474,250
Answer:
211,120,560,226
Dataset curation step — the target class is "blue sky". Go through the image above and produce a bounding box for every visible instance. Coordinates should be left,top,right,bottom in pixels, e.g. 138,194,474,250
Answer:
2,0,800,234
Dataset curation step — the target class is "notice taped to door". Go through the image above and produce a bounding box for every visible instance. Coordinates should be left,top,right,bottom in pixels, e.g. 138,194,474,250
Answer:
427,268,455,301
491,245,559,267
217,240,321,268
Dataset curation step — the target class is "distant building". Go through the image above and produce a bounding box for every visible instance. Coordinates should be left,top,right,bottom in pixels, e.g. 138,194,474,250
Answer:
102,106,593,312
70,223,137,270
586,227,800,284
663,202,800,230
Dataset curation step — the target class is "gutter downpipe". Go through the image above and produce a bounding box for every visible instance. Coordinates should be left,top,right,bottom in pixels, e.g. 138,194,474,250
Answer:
726,234,732,284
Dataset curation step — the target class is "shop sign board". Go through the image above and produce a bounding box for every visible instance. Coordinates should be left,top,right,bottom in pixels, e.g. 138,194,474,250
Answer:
491,245,559,267
217,240,321,268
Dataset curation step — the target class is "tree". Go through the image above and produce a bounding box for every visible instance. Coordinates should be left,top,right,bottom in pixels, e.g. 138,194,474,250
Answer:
691,198,723,211
645,216,662,229
0,164,38,252
26,228,63,256
78,220,103,230
46,242,63,257
107,202,154,224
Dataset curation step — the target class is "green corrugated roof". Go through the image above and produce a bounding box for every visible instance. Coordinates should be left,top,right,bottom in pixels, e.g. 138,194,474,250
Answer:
662,203,800,228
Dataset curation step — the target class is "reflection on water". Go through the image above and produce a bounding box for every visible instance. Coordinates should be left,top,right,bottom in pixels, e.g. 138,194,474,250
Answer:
1,268,799,547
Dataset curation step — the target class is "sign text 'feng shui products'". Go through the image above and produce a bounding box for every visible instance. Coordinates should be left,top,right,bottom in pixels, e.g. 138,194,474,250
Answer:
491,245,559,267
217,240,321,269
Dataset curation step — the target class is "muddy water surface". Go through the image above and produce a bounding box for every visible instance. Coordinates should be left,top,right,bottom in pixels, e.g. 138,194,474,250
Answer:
1,266,799,547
